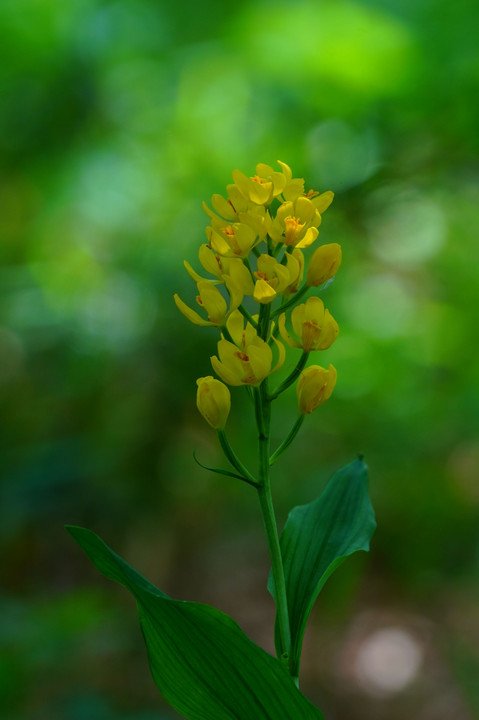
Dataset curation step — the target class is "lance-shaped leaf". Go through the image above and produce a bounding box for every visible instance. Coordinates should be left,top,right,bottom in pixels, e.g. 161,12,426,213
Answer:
67,526,324,720
269,457,376,677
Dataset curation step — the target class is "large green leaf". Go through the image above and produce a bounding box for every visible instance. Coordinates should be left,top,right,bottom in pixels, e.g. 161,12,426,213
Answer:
270,457,376,677
67,526,323,720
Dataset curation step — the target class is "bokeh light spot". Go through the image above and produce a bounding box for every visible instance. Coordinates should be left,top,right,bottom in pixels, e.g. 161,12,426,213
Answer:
354,627,423,695
343,273,414,338
307,119,379,190
367,186,447,267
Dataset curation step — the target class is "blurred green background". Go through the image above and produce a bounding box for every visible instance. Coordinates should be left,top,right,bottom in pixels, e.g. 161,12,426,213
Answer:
1,0,478,718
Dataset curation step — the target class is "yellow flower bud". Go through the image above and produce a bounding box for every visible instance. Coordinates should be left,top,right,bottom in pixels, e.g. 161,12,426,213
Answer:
306,243,342,287
297,364,337,414
196,376,231,429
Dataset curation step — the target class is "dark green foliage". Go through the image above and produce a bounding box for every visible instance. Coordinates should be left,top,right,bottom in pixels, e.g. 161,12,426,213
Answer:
67,526,324,720
270,458,376,676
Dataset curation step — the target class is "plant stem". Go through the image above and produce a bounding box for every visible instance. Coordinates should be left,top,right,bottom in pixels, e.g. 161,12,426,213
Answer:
271,282,310,319
269,415,305,465
217,430,258,486
238,304,258,330
269,351,309,401
254,384,292,667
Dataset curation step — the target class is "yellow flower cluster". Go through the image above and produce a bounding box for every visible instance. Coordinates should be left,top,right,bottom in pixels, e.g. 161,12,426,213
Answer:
173,161,342,427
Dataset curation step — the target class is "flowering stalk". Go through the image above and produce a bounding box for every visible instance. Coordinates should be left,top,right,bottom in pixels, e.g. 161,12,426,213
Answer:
176,160,342,679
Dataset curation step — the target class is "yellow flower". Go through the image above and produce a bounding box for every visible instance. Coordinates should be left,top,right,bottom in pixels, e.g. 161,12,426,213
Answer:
210,310,285,386
278,163,334,211
266,196,321,248
278,297,339,351
232,161,287,206
196,376,231,429
207,221,259,259
183,249,254,301
297,364,337,414
277,161,306,202
183,245,229,284
174,279,240,327
253,254,298,304
203,186,267,239
306,243,342,287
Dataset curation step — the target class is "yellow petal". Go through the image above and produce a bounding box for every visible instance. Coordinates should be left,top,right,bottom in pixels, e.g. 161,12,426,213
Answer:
295,196,315,223
210,355,242,386
248,342,273,384
270,335,286,373
198,244,227,279
174,294,211,326
283,178,305,202
278,312,300,349
211,193,237,221
256,162,275,177
197,281,227,325
227,258,254,296
209,227,232,256
296,226,319,249
184,260,206,284
224,275,243,312
291,303,307,339
277,160,292,182
248,179,272,205
226,309,245,346
231,169,251,200
254,278,277,304
312,190,334,214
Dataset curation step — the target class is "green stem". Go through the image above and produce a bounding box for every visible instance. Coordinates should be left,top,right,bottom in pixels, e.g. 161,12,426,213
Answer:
254,384,292,667
269,351,309,401
238,304,258,330
271,282,310,319
269,416,305,465
258,303,271,341
217,430,258,486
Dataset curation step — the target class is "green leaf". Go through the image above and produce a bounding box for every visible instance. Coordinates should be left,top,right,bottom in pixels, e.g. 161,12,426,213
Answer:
270,457,376,677
67,526,324,720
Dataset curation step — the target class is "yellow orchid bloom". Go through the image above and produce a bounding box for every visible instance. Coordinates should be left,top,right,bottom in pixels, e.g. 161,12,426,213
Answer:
297,364,337,414
210,310,285,386
183,245,229,285
253,253,299,304
183,248,253,302
276,160,306,202
277,162,334,211
196,376,231,429
203,186,267,240
266,196,322,248
207,221,259,259
278,297,339,351
225,258,254,297
232,161,287,206
174,278,242,327
306,243,342,287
